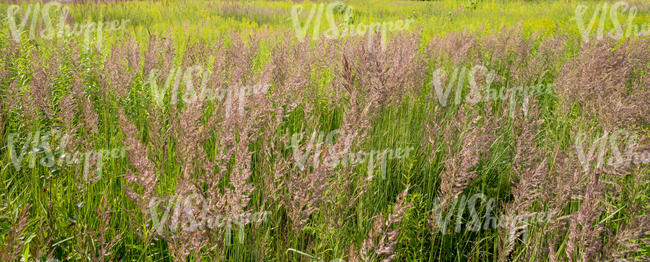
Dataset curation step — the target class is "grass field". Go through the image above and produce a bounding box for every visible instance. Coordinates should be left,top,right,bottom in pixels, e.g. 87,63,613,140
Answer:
0,0,648,261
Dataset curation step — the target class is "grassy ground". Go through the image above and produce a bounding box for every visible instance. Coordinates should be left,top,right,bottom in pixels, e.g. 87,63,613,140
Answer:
0,0,648,261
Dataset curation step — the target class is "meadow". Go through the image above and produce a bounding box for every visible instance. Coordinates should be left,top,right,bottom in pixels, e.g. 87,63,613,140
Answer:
0,0,648,261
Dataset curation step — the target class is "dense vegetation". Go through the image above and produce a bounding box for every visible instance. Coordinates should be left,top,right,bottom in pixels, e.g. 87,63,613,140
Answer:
0,0,648,261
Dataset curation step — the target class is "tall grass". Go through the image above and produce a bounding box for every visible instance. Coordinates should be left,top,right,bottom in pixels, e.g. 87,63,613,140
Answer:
0,0,648,261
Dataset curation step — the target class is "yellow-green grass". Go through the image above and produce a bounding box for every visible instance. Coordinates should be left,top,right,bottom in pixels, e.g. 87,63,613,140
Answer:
2,0,648,56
